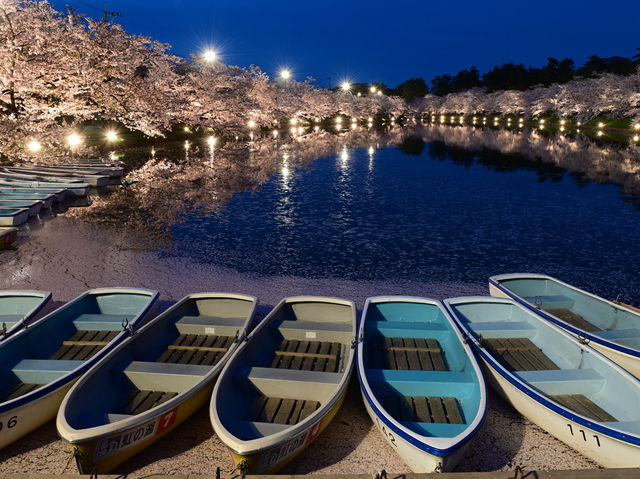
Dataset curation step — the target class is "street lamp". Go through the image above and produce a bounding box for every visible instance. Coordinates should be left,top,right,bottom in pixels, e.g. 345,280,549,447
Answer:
341,81,351,92
203,49,217,63
105,130,118,142
67,133,82,148
27,140,41,153
280,69,291,80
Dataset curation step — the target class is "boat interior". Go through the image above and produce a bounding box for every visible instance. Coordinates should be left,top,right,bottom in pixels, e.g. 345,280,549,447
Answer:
498,277,640,349
362,301,482,438
0,292,153,405
0,293,47,333
63,296,255,429
449,299,640,433
216,300,354,441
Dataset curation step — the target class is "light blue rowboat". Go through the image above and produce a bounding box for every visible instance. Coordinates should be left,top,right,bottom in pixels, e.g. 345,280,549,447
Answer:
489,273,640,379
0,208,29,226
57,292,257,473
21,164,123,178
0,180,90,197
3,167,109,187
0,287,159,450
0,188,63,204
0,200,42,217
0,291,52,341
210,296,356,474
357,296,486,472
444,296,640,468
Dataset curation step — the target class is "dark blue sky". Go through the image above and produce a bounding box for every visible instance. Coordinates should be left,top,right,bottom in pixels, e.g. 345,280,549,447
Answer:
53,0,640,87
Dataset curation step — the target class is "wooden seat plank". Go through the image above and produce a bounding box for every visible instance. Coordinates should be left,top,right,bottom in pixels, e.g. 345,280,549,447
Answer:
313,341,331,371
426,339,447,371
398,395,415,422
289,341,309,370
5,383,39,401
546,308,601,332
415,338,434,371
428,396,447,423
257,397,280,423
273,398,297,424
299,400,319,422
132,390,165,414
326,342,340,372
392,338,409,370
552,394,616,422
414,396,431,422
383,337,395,369
404,338,422,371
288,398,305,424
442,397,464,424
126,390,152,414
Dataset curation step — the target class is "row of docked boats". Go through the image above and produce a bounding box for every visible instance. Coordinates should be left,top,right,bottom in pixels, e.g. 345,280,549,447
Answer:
0,160,123,234
2,273,640,473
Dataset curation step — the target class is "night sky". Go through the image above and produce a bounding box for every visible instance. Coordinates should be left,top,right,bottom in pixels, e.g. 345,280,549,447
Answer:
52,0,640,88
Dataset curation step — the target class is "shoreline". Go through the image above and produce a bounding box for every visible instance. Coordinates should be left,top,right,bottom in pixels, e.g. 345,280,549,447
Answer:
0,217,598,474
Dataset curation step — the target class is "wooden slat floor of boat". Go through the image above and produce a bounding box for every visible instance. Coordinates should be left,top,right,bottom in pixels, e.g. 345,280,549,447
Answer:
270,339,341,372
49,330,119,360
248,395,320,425
156,333,234,366
551,394,617,422
117,389,178,415
2,382,41,402
484,337,559,371
369,336,448,371
385,395,464,424
544,308,602,333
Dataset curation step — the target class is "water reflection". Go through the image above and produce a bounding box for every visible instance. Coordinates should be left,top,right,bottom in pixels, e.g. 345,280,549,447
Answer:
419,124,640,197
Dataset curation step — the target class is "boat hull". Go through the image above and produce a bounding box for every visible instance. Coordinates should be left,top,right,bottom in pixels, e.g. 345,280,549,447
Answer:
480,356,640,468
227,387,347,474
0,209,29,226
69,383,212,473
0,382,73,449
361,392,468,472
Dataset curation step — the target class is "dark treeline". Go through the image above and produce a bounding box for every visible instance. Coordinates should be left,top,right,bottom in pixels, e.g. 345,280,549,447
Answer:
336,49,639,103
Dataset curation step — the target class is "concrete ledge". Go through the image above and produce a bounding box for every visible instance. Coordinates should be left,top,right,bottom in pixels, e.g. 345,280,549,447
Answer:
3,470,640,479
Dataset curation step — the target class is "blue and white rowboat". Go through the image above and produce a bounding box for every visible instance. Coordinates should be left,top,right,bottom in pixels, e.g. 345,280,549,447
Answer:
490,273,640,379
357,296,486,472
0,287,159,449
445,296,640,468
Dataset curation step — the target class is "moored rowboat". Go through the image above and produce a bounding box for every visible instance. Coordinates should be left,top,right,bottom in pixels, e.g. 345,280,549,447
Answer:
0,200,42,217
0,227,18,249
0,290,51,341
490,273,640,378
0,288,159,450
57,293,257,473
444,295,640,468
3,167,109,187
357,296,486,472
0,208,29,226
0,188,63,204
0,180,90,197
210,296,356,474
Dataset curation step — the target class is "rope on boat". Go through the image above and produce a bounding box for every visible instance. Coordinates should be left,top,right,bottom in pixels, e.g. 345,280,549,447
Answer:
373,469,387,479
237,459,248,479
510,465,525,479
122,317,133,336
578,333,590,345
61,446,80,473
